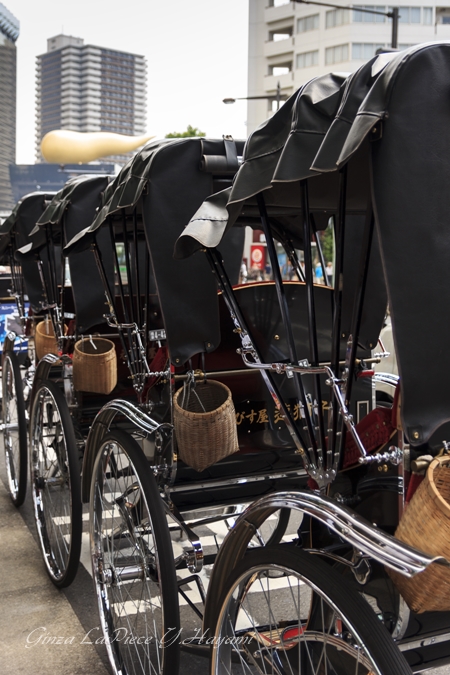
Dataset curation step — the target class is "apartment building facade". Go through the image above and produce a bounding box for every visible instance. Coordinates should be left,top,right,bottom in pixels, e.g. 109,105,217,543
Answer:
248,0,450,133
35,35,147,164
0,2,19,211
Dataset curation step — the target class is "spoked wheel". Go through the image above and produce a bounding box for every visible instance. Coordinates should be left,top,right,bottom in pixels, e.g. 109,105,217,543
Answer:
90,429,180,675
2,350,27,506
212,546,412,675
30,379,82,587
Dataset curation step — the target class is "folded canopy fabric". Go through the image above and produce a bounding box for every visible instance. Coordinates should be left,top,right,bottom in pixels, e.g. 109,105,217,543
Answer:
176,42,450,448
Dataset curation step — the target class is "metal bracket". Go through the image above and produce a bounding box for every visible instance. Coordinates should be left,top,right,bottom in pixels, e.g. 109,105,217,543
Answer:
359,446,403,466
163,500,204,574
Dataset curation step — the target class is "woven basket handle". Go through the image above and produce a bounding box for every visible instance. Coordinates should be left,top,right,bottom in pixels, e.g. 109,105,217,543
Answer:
181,370,206,413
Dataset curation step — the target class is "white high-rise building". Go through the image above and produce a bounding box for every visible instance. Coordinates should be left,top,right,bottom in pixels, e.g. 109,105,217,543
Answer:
247,0,450,134
35,35,147,164
0,2,19,211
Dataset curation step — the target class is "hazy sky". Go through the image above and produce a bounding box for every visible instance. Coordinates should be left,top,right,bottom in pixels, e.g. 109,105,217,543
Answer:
10,0,249,164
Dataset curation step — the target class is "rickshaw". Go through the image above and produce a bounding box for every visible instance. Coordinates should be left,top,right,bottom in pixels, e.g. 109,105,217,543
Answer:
176,43,450,675
0,191,55,506
15,173,116,587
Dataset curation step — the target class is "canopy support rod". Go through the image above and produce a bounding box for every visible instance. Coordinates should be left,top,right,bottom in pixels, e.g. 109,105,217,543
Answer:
44,224,58,307
121,212,141,374
311,214,330,288
92,239,134,382
278,232,306,282
108,220,138,381
271,217,305,282
109,220,130,324
299,181,327,466
121,213,135,318
144,246,150,356
59,238,65,338
9,239,25,321
206,247,312,465
132,208,142,328
330,166,348,468
339,200,375,458
256,192,319,457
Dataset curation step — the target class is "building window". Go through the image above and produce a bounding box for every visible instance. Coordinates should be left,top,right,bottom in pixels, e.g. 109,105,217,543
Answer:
269,62,292,75
353,5,386,22
423,7,433,23
325,44,349,64
352,43,386,59
326,8,350,28
353,5,433,24
297,14,319,32
436,7,450,23
268,0,290,6
297,50,319,68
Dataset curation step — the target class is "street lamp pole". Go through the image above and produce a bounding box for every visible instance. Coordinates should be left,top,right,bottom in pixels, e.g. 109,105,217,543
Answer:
294,0,400,49
223,80,285,110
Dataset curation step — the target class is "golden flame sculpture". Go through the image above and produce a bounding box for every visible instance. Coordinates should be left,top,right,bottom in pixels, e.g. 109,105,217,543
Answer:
40,130,155,164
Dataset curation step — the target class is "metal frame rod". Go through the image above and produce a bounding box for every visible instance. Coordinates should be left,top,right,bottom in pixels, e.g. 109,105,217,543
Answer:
59,235,66,335
299,180,327,460
344,207,374,408
120,213,142,374
44,224,58,307
310,213,330,288
110,219,130,325
256,192,318,454
144,246,150,355
93,241,136,379
330,166,348,465
281,235,306,282
206,247,311,463
121,212,135,316
132,208,142,328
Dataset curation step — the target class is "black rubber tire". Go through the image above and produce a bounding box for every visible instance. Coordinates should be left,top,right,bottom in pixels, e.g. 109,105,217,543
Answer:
264,507,290,545
212,545,413,675
2,350,27,506
90,429,180,675
30,379,82,588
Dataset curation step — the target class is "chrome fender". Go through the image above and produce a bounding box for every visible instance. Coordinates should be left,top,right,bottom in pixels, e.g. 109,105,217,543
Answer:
202,489,449,634
81,399,164,503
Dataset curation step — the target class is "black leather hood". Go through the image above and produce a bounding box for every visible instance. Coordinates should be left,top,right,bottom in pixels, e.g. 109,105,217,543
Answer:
177,42,450,447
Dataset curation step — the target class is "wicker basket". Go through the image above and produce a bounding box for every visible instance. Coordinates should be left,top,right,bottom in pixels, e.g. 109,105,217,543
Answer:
35,319,60,360
173,380,239,472
72,337,117,395
388,455,450,612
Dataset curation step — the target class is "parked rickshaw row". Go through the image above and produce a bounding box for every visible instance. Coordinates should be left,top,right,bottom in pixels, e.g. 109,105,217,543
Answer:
4,42,450,675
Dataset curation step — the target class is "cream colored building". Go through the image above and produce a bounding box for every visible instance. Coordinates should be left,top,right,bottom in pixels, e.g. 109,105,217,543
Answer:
247,0,450,133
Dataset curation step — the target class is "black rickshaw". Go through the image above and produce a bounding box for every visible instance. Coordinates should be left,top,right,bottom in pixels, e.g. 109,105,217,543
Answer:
177,43,450,675
0,191,55,506
14,174,116,587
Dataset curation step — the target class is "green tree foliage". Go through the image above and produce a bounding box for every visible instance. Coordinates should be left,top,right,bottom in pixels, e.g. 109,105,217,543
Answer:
165,125,206,138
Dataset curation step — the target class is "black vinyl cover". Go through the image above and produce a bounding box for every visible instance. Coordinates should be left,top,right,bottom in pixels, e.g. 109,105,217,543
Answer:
64,138,246,364
48,175,113,332
26,175,113,331
0,192,55,311
176,74,387,354
142,139,245,365
362,43,450,445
